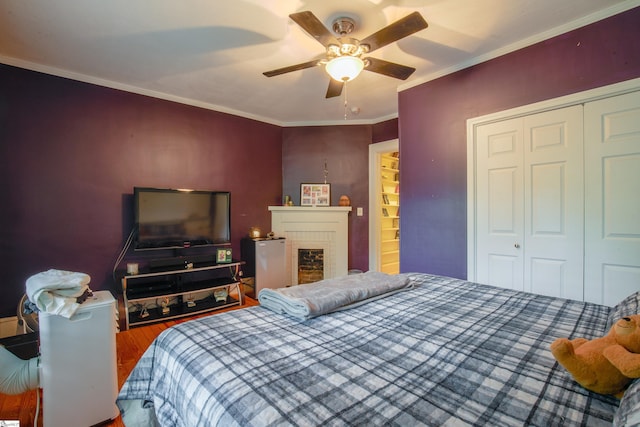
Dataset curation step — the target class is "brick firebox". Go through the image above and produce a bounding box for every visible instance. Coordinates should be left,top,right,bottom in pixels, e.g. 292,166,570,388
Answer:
298,249,324,284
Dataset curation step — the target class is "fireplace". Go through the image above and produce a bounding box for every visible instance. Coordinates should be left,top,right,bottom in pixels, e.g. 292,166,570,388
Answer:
269,206,351,286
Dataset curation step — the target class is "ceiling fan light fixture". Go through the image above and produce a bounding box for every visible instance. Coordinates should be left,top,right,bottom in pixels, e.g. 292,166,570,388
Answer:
338,38,365,56
325,56,364,82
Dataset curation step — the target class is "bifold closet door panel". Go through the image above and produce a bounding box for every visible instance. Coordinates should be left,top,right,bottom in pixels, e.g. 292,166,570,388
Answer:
476,117,524,291
584,90,640,306
522,105,584,301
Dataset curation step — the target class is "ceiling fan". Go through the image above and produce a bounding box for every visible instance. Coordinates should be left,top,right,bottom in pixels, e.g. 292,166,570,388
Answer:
263,10,428,98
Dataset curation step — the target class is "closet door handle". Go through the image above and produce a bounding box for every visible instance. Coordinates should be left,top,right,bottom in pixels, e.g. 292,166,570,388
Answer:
514,243,520,249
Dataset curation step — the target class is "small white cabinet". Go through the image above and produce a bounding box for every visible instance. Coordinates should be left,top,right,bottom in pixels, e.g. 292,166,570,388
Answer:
40,291,119,426
241,237,286,296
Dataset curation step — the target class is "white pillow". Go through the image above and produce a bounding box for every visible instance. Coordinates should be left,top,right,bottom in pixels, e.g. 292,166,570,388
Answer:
607,292,640,331
614,379,640,427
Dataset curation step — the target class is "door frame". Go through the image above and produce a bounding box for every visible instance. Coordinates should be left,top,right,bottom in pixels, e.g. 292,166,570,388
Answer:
466,77,640,282
369,139,399,271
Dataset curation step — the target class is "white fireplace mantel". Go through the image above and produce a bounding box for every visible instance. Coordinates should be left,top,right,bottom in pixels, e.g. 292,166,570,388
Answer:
269,206,352,286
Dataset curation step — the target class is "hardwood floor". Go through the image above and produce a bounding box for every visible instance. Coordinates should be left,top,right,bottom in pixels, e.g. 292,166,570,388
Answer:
0,296,259,426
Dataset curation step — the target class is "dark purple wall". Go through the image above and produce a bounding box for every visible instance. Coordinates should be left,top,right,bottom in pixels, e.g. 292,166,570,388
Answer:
0,65,283,317
372,118,399,143
398,7,640,278
282,125,372,271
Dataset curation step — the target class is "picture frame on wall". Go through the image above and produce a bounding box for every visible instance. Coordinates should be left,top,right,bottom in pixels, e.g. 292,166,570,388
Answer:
300,183,331,207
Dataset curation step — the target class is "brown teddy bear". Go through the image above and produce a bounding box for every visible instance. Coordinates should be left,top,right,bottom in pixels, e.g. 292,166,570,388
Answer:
550,314,640,398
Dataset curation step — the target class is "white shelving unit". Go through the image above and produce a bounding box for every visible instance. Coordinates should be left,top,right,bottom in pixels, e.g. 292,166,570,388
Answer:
380,152,400,274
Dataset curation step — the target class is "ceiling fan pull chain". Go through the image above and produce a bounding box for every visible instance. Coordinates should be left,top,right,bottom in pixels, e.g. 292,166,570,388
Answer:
344,80,348,120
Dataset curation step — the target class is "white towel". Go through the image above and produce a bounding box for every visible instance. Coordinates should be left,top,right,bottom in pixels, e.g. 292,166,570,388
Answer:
26,269,91,318
258,271,412,320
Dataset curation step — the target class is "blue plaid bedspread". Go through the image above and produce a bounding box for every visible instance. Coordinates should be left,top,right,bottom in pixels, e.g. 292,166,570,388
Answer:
117,273,618,426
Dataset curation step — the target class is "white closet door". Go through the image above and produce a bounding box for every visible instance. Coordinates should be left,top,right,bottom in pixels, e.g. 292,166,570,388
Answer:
476,118,524,290
584,91,640,306
476,106,583,297
523,106,584,300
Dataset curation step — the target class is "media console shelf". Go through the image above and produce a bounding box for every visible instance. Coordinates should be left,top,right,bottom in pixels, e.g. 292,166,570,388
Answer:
121,260,244,329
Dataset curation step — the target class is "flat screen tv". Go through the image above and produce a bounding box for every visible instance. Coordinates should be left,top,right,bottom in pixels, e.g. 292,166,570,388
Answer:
134,187,231,251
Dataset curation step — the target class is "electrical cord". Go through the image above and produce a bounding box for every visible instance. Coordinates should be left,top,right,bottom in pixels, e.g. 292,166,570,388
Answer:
112,227,136,283
34,387,40,427
229,263,241,281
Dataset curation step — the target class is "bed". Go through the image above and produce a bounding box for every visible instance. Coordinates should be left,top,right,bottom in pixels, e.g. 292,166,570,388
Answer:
116,273,640,426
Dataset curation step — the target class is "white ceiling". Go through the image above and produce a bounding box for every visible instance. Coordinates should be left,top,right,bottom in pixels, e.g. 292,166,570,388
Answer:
0,0,637,126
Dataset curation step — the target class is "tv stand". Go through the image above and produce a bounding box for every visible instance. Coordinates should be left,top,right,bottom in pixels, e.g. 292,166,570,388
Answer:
121,260,244,330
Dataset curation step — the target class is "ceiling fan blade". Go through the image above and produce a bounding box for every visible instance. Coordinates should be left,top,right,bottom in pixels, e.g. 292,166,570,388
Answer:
263,59,321,77
289,11,339,47
326,79,344,98
360,12,428,53
364,57,416,80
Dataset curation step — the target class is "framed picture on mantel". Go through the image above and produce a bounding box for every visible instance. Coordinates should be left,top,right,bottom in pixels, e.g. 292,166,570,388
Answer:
300,183,330,207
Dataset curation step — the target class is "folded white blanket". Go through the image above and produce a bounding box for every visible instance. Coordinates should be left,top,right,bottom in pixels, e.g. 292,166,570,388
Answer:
26,269,91,318
258,271,412,320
